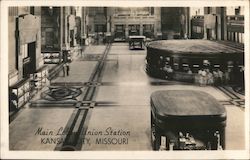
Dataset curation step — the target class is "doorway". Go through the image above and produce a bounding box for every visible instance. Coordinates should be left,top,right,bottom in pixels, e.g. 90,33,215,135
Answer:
23,42,36,78
114,25,125,40
129,24,140,36
206,29,212,40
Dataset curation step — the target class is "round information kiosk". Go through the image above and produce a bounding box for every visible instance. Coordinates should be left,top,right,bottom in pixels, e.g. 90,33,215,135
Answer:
146,40,244,85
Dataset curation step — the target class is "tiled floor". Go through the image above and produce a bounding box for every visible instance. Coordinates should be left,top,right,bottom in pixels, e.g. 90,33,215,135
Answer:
9,43,245,151
9,108,74,150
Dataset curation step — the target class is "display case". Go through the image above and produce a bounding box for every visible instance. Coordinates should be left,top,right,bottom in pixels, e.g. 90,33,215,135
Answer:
30,65,48,91
42,51,62,64
9,78,31,110
9,66,49,110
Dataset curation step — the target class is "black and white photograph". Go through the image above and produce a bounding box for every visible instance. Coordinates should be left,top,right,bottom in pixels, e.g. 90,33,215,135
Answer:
0,0,249,159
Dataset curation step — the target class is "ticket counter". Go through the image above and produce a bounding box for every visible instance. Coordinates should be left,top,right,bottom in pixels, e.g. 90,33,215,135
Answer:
146,40,244,84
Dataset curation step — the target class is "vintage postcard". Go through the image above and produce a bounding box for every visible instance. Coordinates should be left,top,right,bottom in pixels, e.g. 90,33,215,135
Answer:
0,0,249,159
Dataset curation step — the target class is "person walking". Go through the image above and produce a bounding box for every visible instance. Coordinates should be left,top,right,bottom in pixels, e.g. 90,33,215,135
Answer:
207,69,214,85
201,69,207,86
62,63,66,77
197,69,203,86
224,69,231,85
213,69,219,85
66,62,70,76
187,67,192,74
217,69,223,85
163,65,173,80
199,69,207,86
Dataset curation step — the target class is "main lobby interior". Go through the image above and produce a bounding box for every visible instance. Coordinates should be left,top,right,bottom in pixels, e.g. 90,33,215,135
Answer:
6,6,246,151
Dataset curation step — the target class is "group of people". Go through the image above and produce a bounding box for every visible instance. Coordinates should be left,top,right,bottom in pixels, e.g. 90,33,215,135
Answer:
195,68,230,86
162,64,174,80
149,56,243,88
156,56,174,80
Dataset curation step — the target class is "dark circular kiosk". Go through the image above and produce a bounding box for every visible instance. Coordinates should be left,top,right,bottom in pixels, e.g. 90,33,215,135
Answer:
146,40,244,86
150,90,227,150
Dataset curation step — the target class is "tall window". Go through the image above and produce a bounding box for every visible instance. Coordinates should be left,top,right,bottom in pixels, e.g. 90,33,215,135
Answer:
207,7,211,14
63,7,65,43
70,7,75,15
30,7,34,15
151,7,154,15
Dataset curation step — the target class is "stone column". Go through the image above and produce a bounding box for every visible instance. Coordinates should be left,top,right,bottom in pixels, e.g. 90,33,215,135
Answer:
106,8,111,33
64,7,68,48
65,7,70,49
140,23,143,36
18,42,23,79
154,7,161,38
34,7,43,69
125,24,129,38
154,21,157,37
81,7,85,38
36,25,43,68
221,7,227,40
111,25,114,35
107,17,110,32
60,7,64,49
216,14,222,40
204,24,207,39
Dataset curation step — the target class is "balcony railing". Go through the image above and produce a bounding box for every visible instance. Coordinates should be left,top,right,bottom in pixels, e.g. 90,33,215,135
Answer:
227,15,244,25
113,15,155,20
227,15,244,33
